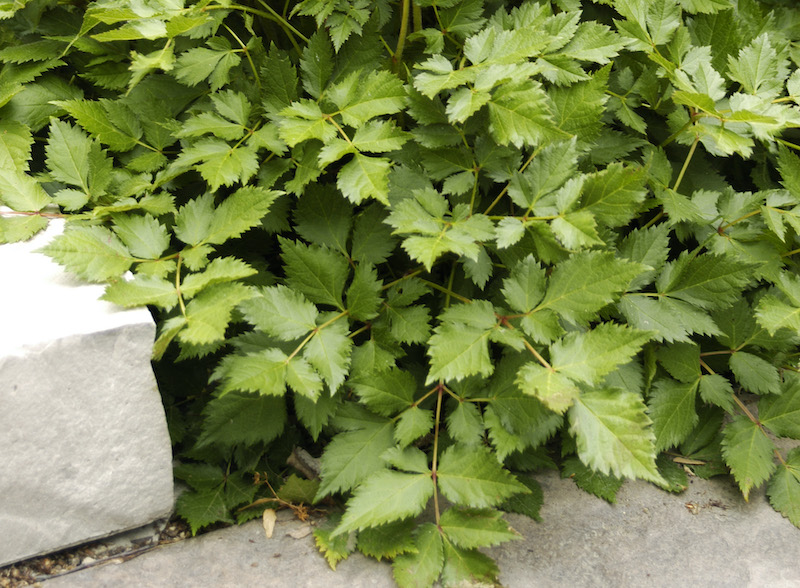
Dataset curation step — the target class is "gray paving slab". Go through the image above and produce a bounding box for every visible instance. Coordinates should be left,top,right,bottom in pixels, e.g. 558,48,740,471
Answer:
42,470,800,587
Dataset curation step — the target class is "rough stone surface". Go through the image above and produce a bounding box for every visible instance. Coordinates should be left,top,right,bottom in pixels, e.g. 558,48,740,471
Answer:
0,219,174,567
43,471,800,587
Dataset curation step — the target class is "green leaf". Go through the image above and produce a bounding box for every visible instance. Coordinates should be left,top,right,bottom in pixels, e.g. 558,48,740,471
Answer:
337,153,392,205
333,470,434,536
293,185,352,252
346,263,382,321
238,285,318,341
648,379,699,451
357,519,418,561
386,305,432,344
487,79,553,148
580,162,647,227
280,237,349,308
550,323,652,385
351,368,416,417
53,98,141,151
508,138,577,208
300,32,333,99
727,33,784,99
759,374,800,439
382,447,430,474
111,213,170,259
351,203,396,264
295,392,338,441
316,419,395,498
439,507,519,549
213,348,288,396
304,318,353,392
0,215,48,244
721,414,776,500
179,256,256,299
501,255,547,313
559,21,625,64
180,282,253,345
174,194,214,246
441,541,500,588
39,225,133,282
729,351,780,395
426,300,497,384
175,485,231,535
537,251,644,324
646,0,682,45
45,119,91,191
561,456,624,503
176,139,259,191
516,363,580,414
0,168,52,211
548,65,609,138
446,401,484,446
437,445,530,508
196,391,286,447
313,514,354,570
619,295,720,342
102,274,178,310
277,100,337,146
498,476,544,521
767,448,800,528
392,523,443,588
277,474,320,505
0,121,32,171
698,374,736,413
394,406,434,448
658,253,755,310
329,70,406,127
173,37,241,90
569,388,661,483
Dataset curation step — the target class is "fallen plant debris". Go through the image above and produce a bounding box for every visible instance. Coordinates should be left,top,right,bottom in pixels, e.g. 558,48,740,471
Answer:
0,517,191,587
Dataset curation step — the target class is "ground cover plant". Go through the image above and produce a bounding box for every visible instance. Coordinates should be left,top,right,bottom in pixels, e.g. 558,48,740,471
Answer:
2,0,800,584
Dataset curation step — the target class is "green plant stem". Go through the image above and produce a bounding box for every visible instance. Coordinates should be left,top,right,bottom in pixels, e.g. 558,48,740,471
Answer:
381,268,424,290
223,23,261,91
672,135,699,194
718,209,760,233
175,255,187,317
412,3,422,32
286,310,349,362
393,0,411,75
431,382,444,526
484,146,541,216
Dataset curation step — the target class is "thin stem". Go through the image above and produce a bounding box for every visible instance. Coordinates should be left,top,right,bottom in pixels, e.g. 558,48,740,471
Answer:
412,3,422,32
672,135,699,193
223,23,261,91
431,382,444,526
286,311,349,362
381,268,424,290
393,0,411,75
467,170,479,215
524,338,553,371
718,209,760,233
483,146,542,216
175,254,186,317
252,0,309,42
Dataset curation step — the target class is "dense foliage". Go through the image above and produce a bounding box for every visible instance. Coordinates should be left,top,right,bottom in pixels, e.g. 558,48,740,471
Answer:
2,0,800,584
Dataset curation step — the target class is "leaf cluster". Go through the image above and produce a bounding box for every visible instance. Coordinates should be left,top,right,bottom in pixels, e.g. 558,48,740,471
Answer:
2,0,800,585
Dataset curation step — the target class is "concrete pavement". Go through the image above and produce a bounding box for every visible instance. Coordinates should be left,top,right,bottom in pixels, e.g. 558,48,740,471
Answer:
41,470,800,587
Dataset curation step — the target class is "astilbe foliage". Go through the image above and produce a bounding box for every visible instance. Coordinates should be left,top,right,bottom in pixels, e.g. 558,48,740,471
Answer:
2,0,800,584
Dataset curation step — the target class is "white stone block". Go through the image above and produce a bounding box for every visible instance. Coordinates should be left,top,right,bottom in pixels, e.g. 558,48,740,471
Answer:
0,218,174,567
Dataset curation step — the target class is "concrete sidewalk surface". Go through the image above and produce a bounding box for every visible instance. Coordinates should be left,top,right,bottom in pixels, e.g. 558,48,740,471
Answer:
42,470,800,587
